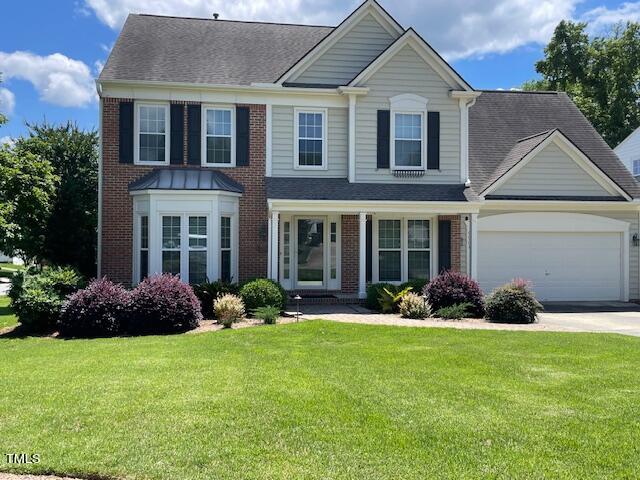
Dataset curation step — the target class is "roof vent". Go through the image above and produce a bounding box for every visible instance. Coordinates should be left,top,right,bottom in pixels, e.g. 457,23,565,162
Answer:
212,13,219,19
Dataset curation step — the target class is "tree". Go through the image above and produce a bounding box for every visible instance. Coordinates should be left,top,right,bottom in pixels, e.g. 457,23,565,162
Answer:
0,76,7,127
524,21,640,147
0,147,58,264
12,123,98,276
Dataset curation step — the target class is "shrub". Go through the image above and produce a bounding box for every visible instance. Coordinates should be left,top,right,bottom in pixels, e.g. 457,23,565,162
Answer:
9,266,84,331
239,279,286,312
214,294,245,328
435,302,472,320
365,283,396,311
253,305,280,325
400,278,429,294
424,271,484,317
485,280,543,324
399,292,431,319
129,274,202,334
192,280,239,318
378,286,412,314
58,278,130,337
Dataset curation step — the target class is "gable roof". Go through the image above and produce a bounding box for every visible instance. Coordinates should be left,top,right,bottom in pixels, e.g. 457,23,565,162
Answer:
348,28,473,91
99,14,333,86
469,91,640,199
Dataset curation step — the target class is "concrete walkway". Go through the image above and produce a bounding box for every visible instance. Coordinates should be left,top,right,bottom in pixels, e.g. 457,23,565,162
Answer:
289,302,640,336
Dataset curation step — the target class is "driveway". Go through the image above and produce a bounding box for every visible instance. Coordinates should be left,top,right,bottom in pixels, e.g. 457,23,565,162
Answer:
539,302,640,336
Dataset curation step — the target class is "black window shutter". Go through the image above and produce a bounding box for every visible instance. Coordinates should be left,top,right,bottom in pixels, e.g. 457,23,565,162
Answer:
438,219,451,273
427,111,440,170
187,104,201,165
377,110,390,169
118,101,134,164
236,106,250,166
170,104,184,165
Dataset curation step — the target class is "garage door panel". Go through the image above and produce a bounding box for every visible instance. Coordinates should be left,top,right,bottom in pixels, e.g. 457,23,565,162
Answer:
478,231,622,301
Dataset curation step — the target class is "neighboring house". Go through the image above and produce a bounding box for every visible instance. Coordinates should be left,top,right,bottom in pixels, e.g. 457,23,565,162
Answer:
96,0,640,302
0,253,21,265
614,127,640,179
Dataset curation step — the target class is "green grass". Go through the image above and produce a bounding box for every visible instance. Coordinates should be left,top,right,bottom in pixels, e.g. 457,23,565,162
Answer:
0,261,24,280
1,321,639,479
0,296,17,329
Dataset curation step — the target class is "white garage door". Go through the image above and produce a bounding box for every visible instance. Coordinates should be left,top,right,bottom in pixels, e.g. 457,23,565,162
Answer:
477,213,628,302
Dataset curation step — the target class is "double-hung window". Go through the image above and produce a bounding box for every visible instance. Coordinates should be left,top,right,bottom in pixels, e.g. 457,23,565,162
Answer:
378,220,402,282
295,109,326,169
407,220,430,280
139,216,149,282
188,216,207,284
220,216,232,282
162,216,181,275
204,107,234,166
136,103,169,164
393,113,423,169
633,159,640,176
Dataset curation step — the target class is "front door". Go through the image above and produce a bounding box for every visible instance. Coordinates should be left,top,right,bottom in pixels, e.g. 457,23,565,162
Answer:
296,218,325,287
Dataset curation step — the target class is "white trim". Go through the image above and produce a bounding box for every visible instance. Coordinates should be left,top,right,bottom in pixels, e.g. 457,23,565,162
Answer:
390,110,426,171
201,104,236,168
481,130,632,201
292,215,328,289
266,104,273,176
349,29,473,91
469,213,478,279
133,101,170,165
293,107,328,170
268,198,480,214
481,199,640,211
97,98,103,277
455,94,478,183
270,211,279,281
276,0,404,85
478,212,630,301
348,94,356,183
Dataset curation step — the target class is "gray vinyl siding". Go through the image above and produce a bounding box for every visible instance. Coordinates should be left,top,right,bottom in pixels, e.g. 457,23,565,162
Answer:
355,45,461,184
494,143,612,196
479,209,640,300
271,105,348,177
293,13,397,85
614,128,640,176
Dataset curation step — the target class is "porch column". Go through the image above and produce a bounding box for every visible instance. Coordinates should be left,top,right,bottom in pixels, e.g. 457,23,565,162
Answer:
470,213,478,279
270,211,279,281
358,212,367,298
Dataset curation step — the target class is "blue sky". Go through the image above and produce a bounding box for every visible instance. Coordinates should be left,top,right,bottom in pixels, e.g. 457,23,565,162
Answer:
1,0,639,142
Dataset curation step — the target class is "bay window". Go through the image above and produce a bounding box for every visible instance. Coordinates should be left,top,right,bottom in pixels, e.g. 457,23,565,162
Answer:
139,215,149,282
161,216,181,275
188,216,207,284
220,216,231,282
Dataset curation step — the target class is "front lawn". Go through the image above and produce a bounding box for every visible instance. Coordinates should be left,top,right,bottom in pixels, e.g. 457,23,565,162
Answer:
0,320,639,479
0,261,24,279
0,296,17,329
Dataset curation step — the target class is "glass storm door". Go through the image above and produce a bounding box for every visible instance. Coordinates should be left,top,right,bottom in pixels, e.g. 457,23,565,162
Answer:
297,218,325,287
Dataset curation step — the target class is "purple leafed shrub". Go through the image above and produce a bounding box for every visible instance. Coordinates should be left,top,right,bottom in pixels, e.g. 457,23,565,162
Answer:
58,278,130,337
423,271,485,317
129,274,202,334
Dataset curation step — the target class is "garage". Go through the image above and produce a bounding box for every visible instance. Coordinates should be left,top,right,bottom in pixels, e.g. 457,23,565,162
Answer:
477,212,629,301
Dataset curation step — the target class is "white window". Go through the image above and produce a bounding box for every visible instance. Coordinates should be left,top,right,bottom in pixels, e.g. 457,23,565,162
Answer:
220,216,232,282
161,216,181,276
392,112,423,169
282,221,291,280
203,106,234,166
135,103,169,164
378,219,402,282
294,108,327,169
188,216,207,284
139,216,149,282
633,159,640,176
407,220,430,280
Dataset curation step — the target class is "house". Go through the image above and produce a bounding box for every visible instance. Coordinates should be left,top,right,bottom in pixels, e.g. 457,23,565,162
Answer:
96,0,640,303
614,127,640,180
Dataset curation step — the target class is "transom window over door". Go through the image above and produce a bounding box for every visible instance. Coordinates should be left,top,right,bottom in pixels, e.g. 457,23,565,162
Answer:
394,113,423,168
137,104,169,164
295,109,326,169
205,107,233,166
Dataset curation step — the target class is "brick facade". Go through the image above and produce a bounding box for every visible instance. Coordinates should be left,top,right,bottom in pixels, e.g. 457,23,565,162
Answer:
437,215,462,272
340,215,359,294
100,98,267,285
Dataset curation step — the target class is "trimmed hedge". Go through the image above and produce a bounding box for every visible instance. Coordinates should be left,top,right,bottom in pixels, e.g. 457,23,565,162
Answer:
239,279,287,312
424,271,484,317
485,279,543,324
58,278,130,337
129,274,202,334
365,283,396,311
192,280,239,318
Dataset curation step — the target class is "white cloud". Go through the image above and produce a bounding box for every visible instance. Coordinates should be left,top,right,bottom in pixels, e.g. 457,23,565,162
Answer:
94,59,105,76
0,51,96,108
581,2,640,32
0,87,15,115
0,136,15,147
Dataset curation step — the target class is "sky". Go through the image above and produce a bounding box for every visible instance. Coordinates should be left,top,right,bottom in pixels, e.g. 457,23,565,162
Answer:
2,0,640,143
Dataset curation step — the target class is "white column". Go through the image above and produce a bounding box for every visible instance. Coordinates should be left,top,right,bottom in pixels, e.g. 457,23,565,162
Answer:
348,94,356,183
470,213,478,279
358,212,367,298
270,211,279,281
459,98,469,183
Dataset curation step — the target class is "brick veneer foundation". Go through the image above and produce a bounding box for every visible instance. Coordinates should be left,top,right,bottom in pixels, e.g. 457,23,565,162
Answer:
100,98,268,285
340,215,359,294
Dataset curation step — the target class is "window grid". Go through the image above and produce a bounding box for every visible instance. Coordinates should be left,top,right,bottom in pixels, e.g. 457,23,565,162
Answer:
330,222,337,280
206,108,232,165
378,219,401,282
138,105,167,163
297,111,324,167
220,216,232,282
139,216,148,282
283,221,291,280
394,113,422,168
188,216,207,284
162,216,181,276
407,220,430,281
